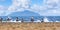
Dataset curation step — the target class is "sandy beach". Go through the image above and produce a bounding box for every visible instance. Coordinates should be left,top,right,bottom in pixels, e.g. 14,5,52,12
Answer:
0,22,60,30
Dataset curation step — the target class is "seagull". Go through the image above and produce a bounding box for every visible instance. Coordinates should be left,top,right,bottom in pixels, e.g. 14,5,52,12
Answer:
44,17,49,22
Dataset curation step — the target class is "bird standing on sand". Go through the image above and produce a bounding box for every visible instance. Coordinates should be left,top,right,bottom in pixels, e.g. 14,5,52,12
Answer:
21,18,24,23
7,18,11,21
7,16,12,21
16,17,19,21
0,18,3,22
31,16,34,22
41,18,44,23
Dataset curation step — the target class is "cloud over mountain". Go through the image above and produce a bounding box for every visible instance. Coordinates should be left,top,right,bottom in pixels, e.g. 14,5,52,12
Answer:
0,0,60,16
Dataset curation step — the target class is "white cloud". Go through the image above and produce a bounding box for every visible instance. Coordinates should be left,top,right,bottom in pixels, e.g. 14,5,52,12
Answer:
6,0,31,16
30,4,40,12
43,0,60,9
38,0,60,16
0,5,7,16
0,0,60,16
28,0,60,16
0,0,31,16
8,0,31,11
0,5,5,10
8,5,16,12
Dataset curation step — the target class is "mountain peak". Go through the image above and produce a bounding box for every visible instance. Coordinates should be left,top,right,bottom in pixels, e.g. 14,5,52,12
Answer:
8,10,40,16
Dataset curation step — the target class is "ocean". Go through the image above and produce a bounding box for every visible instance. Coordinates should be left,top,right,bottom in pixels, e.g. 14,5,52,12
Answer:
0,16,60,22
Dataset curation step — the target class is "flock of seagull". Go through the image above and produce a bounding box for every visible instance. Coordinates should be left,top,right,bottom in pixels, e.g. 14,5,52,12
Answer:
0,17,60,23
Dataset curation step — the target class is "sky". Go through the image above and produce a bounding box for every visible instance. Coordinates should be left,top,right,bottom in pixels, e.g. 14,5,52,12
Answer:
0,0,60,16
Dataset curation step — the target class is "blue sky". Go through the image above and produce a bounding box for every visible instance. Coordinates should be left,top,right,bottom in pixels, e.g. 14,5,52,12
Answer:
31,0,43,5
0,0,60,16
0,0,42,6
0,0,12,6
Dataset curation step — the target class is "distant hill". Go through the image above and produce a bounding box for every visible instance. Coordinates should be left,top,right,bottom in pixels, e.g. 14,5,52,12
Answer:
8,10,40,16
